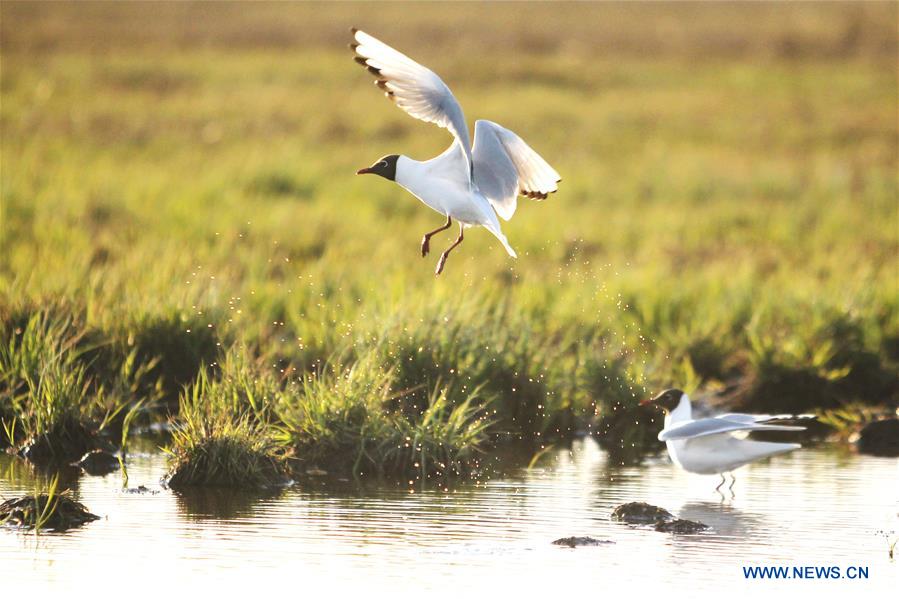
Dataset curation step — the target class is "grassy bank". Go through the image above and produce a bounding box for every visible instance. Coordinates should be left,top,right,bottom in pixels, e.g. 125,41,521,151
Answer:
0,306,149,462
1,2,897,482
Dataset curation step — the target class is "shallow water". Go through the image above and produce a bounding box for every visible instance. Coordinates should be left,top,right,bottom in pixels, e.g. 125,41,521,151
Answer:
1,439,896,597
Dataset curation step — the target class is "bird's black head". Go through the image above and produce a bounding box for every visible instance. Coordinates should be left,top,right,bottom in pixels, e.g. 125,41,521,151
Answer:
640,388,685,413
356,154,399,181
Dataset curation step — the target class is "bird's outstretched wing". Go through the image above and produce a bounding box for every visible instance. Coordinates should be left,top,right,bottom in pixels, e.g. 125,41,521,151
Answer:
351,29,472,177
658,417,806,442
718,413,816,424
472,120,561,221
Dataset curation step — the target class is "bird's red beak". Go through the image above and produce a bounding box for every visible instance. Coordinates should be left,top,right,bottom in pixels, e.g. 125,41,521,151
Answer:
639,398,653,406
356,167,374,175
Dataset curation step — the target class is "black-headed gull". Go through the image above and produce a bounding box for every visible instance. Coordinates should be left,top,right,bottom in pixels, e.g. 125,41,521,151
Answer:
351,29,561,275
641,389,811,492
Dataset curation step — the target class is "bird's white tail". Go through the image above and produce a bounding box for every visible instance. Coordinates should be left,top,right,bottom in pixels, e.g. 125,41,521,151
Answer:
738,440,801,465
485,225,517,258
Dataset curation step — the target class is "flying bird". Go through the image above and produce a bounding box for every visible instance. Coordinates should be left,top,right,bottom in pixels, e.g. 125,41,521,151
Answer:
350,28,561,275
641,389,812,493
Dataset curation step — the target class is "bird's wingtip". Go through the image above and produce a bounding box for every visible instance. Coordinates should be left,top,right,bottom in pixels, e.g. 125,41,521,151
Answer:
350,26,359,34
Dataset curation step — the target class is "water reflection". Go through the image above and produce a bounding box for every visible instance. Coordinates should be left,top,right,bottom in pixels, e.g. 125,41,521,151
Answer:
0,456,82,494
0,439,896,595
676,501,768,539
174,487,286,520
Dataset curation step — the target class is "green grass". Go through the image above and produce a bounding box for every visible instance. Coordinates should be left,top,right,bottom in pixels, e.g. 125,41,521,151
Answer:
0,309,128,461
1,2,897,482
163,346,493,484
389,385,493,481
163,353,289,489
279,353,492,480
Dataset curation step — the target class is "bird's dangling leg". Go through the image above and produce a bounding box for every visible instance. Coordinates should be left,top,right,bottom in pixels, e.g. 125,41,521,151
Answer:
435,226,464,275
715,473,726,492
421,215,452,257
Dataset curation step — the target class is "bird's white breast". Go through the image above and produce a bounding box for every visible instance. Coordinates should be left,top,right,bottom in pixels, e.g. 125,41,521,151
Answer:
395,152,494,226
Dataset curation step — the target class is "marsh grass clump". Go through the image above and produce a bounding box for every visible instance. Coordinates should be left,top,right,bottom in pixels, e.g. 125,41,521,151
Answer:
278,357,396,474
163,354,290,489
164,419,288,489
9,360,101,462
0,311,124,462
279,355,493,480
382,386,493,480
369,301,563,440
0,476,99,532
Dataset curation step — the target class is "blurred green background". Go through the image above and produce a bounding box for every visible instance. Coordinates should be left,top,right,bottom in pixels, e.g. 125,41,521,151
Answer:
1,2,897,446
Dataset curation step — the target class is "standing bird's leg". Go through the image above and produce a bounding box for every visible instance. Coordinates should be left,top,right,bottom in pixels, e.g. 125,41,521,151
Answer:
421,215,452,257
728,473,736,492
435,226,464,275
715,473,726,493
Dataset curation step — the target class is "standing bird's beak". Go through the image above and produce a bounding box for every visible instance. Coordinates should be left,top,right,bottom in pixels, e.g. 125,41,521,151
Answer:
640,389,673,407
639,388,685,412
356,166,374,175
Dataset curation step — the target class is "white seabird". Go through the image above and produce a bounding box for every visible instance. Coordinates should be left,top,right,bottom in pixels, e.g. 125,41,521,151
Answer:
351,28,561,275
641,388,812,492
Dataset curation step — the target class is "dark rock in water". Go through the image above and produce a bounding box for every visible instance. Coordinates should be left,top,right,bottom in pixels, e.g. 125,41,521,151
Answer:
611,502,708,533
856,419,899,457
611,502,675,523
654,518,709,534
74,450,120,475
18,424,98,465
1,494,99,531
552,536,614,548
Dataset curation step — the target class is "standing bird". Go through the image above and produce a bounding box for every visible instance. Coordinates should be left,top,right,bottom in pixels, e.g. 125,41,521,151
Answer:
641,389,811,493
351,29,561,275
